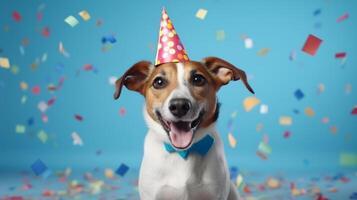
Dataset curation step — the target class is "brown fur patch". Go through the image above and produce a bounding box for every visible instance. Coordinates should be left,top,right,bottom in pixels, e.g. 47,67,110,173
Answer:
145,63,178,122
182,62,219,128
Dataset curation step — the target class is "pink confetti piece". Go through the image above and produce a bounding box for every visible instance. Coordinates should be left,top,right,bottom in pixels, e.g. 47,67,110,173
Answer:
12,11,22,22
74,114,83,121
322,117,329,124
335,52,346,59
41,114,48,123
37,12,43,21
352,107,357,115
47,97,56,106
32,86,41,95
119,107,126,116
41,27,50,37
283,131,291,138
337,12,349,23
83,64,93,71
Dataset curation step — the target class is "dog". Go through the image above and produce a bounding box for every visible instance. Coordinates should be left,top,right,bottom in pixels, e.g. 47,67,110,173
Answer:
114,57,254,200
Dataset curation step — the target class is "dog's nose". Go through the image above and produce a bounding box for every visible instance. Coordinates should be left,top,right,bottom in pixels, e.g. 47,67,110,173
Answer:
169,98,191,118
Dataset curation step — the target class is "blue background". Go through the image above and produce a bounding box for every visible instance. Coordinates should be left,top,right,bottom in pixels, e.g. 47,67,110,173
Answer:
1,0,357,199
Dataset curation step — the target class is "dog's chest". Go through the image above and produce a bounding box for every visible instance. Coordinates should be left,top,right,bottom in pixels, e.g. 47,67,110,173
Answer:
139,134,230,199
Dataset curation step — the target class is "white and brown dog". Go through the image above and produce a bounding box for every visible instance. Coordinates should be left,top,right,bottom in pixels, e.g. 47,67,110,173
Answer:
114,57,254,200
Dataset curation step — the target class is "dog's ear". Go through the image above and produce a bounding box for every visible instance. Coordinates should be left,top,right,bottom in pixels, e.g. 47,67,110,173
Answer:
202,56,254,94
114,61,152,100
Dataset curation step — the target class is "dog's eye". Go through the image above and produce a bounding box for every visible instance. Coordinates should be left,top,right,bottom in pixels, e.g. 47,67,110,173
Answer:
153,77,168,89
191,74,206,86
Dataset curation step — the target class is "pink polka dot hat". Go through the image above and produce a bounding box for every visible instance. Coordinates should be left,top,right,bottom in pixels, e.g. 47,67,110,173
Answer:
155,8,190,66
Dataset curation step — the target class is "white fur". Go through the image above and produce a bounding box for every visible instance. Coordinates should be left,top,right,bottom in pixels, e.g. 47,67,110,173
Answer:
138,63,240,200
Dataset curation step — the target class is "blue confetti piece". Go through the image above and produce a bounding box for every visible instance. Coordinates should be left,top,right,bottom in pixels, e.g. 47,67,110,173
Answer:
27,117,34,126
116,163,129,177
294,89,304,100
229,166,239,180
313,9,321,16
101,35,116,44
31,159,48,176
350,192,357,199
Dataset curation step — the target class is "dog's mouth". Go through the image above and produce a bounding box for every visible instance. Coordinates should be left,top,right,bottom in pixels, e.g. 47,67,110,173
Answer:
156,111,203,150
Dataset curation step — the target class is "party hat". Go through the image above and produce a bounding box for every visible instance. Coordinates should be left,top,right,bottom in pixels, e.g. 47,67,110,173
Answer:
155,8,189,66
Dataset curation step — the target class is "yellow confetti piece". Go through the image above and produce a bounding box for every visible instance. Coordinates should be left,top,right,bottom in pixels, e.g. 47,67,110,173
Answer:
340,153,357,166
257,48,270,56
304,107,315,117
279,116,292,126
228,133,237,148
195,9,208,20
78,10,91,21
37,130,48,143
20,81,28,90
15,124,26,134
216,30,225,41
236,174,244,189
266,177,280,189
0,57,10,69
11,65,19,74
243,96,260,112
104,168,114,179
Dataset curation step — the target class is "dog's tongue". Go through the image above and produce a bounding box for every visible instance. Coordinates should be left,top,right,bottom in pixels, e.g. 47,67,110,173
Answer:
169,121,193,149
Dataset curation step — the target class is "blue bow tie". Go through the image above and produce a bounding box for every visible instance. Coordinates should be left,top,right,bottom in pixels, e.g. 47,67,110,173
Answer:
164,135,214,159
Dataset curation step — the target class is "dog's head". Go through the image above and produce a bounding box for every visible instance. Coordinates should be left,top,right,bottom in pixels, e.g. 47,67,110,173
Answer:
114,57,254,150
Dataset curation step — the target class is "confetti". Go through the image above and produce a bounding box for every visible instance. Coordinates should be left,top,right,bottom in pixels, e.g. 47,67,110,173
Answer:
304,107,315,117
27,117,34,126
340,153,357,167
0,57,10,69
257,48,270,56
244,37,253,49
259,104,268,114
119,107,126,116
116,163,129,176
317,83,325,94
59,42,70,57
41,27,50,37
12,11,22,22
83,64,93,71
228,133,237,148
64,15,79,27
313,9,321,16
302,34,322,56
322,117,329,124
104,168,115,179
351,106,357,115
37,130,48,143
283,131,291,138
195,9,208,20
258,141,272,155
74,114,83,121
294,89,304,100
337,12,349,22
279,116,292,126
243,96,260,112
108,76,117,85
20,81,28,90
335,52,346,59
256,151,268,160
71,132,83,146
289,50,297,61
15,124,26,134
78,10,91,21
101,35,117,44
31,159,48,176
266,177,280,189
38,101,48,112
216,30,225,41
